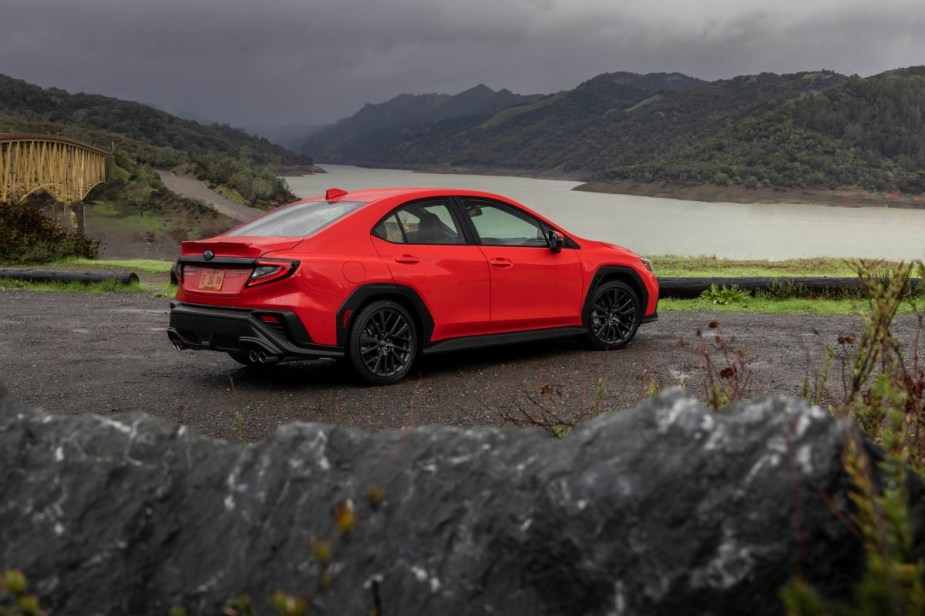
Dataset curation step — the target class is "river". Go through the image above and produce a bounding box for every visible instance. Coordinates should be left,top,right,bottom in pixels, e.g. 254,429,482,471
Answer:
284,165,925,260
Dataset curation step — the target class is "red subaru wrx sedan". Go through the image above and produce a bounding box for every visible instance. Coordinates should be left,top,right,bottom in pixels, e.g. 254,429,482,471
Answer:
168,187,659,384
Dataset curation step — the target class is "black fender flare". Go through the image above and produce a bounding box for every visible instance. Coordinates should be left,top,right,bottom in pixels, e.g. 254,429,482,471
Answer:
336,284,435,349
581,266,648,325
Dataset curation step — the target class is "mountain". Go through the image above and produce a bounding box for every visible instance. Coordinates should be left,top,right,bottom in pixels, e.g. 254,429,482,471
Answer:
300,71,712,172
586,71,706,92
300,84,544,162
0,73,311,171
247,123,326,151
298,67,925,196
606,67,925,194
426,84,544,122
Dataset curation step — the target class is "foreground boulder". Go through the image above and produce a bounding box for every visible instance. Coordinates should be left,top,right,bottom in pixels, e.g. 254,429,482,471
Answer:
0,385,922,615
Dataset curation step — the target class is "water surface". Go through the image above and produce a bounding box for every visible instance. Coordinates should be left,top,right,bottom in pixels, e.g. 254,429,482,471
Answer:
284,165,925,260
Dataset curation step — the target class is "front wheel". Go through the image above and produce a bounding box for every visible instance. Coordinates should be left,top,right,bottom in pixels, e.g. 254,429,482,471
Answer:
348,300,418,385
585,281,642,350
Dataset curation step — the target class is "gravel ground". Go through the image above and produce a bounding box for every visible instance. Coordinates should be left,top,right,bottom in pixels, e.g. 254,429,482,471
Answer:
2,290,920,443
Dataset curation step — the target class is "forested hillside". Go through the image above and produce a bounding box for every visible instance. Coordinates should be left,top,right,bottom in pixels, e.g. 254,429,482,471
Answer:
607,67,925,193
0,74,311,210
403,71,826,176
0,74,309,167
300,84,544,163
300,67,925,197
302,71,844,176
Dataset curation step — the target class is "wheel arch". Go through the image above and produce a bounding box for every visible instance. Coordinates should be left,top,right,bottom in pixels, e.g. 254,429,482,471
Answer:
582,266,648,324
336,284,434,349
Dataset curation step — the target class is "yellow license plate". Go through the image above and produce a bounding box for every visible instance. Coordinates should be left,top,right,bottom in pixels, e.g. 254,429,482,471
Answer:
199,268,225,291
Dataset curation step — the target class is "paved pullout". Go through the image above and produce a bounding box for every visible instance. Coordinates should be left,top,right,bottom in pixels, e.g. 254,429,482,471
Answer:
1,290,920,442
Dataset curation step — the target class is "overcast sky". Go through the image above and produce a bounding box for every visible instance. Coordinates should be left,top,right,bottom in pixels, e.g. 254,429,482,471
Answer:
2,0,923,128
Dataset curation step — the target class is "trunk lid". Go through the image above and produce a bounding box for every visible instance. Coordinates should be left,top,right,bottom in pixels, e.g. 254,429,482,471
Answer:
177,237,302,296
180,237,303,258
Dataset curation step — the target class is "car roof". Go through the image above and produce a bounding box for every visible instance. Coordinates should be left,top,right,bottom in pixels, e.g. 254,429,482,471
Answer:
308,187,514,204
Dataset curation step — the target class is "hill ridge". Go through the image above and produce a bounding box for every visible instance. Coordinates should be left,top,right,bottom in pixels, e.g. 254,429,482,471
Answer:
297,67,925,196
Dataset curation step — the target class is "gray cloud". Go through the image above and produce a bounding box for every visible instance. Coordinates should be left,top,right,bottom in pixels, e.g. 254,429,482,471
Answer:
1,0,923,126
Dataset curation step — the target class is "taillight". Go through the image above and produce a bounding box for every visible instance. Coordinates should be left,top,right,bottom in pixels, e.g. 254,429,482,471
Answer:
173,261,184,283
246,259,299,287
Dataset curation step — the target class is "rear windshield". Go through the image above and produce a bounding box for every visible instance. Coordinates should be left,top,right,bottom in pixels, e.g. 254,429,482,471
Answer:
225,200,366,238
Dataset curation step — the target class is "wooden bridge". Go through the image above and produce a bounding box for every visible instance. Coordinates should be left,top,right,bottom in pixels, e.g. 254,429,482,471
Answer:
0,133,109,231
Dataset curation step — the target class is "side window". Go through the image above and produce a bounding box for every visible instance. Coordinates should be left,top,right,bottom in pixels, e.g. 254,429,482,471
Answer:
463,200,547,247
373,201,464,245
372,213,406,243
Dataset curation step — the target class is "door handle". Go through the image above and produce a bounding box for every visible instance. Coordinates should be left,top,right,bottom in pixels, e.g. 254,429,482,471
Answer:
394,254,420,264
489,258,513,268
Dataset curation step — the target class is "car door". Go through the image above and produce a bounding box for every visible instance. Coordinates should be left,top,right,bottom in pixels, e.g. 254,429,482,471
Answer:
459,198,583,332
370,198,492,341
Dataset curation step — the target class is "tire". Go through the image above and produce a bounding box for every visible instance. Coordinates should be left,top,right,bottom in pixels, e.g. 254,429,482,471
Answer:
348,300,417,385
585,281,642,350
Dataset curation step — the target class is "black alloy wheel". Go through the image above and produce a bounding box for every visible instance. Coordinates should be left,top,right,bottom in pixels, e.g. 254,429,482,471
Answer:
586,281,642,350
349,300,417,385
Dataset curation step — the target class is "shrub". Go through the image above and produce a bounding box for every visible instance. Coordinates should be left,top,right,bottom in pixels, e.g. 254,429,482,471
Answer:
0,202,99,263
699,283,751,305
784,260,925,614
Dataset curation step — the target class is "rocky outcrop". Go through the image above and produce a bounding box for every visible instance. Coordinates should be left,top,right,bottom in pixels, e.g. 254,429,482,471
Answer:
1,385,922,615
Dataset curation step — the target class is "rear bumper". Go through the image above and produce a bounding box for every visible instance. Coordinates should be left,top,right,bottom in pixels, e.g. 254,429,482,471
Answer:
167,301,343,359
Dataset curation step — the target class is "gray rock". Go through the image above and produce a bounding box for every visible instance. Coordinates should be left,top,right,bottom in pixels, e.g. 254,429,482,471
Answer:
0,384,921,615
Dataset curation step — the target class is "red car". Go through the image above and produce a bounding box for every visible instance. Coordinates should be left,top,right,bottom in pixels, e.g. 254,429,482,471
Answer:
168,187,658,384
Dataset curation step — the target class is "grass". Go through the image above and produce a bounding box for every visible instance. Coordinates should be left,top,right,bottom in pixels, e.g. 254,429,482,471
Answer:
86,201,170,233
2,255,921,314
650,255,870,278
152,283,179,298
213,184,249,206
0,259,174,295
0,276,177,297
651,255,922,313
0,257,173,274
62,258,174,274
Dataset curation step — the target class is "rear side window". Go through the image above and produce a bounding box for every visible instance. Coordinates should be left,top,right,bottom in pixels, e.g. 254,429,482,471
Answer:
372,201,464,245
226,200,366,238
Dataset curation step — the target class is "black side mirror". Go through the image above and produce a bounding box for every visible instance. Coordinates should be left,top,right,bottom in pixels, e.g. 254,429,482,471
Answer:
546,229,564,253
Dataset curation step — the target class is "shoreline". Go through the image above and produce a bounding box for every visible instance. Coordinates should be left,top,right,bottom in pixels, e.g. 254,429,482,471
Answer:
313,162,587,183
575,180,925,210
308,162,925,210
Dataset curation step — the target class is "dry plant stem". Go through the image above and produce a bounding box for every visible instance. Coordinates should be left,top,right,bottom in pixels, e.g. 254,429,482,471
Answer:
787,259,925,614
229,376,246,445
406,374,423,428
697,322,756,410
500,384,576,438
848,260,913,400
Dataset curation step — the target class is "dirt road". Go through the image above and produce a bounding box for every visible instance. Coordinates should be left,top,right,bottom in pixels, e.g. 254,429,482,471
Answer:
156,170,263,222
1,290,917,443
